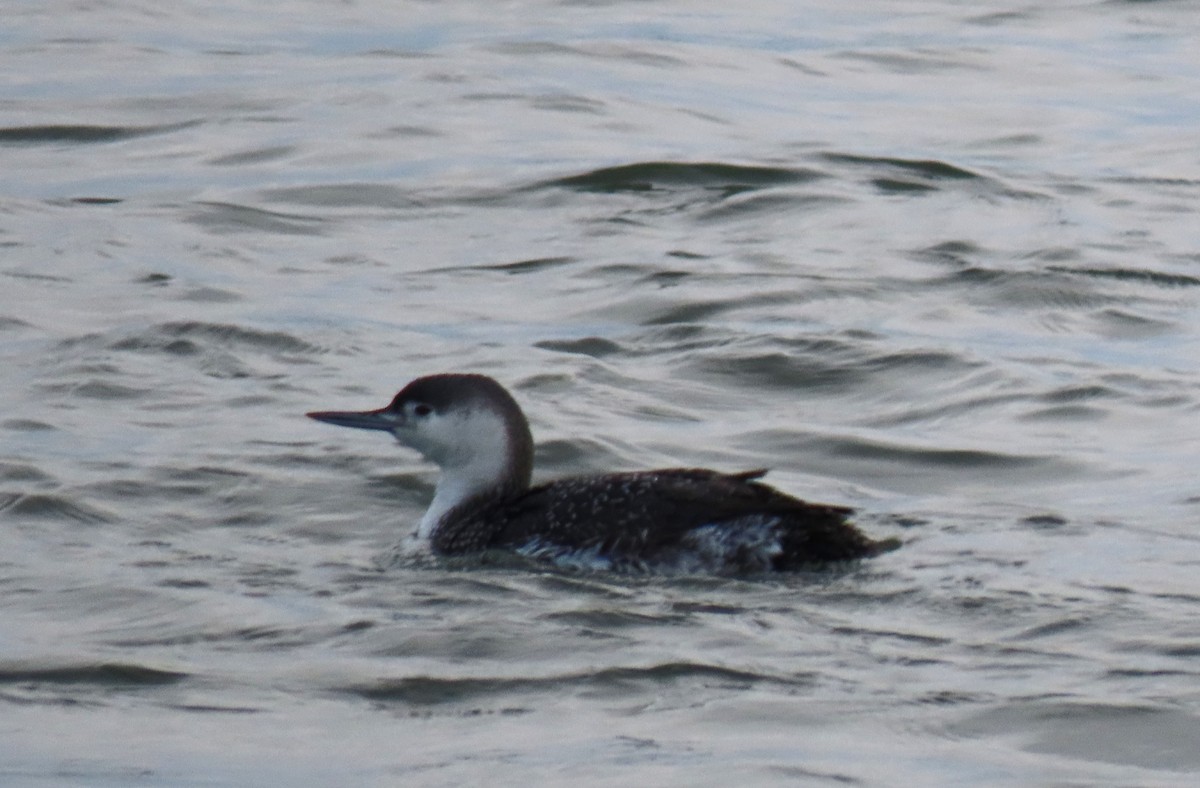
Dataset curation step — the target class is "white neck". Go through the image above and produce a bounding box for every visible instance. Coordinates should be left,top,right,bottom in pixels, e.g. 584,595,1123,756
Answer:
418,470,495,539
413,412,520,540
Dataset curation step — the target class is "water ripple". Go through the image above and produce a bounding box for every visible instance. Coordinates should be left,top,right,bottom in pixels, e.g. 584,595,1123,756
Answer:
540,161,824,197
0,122,199,146
347,662,809,707
0,662,187,687
0,493,114,524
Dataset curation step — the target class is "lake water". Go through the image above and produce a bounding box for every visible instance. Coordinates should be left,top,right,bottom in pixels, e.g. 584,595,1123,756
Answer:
3,1,1199,785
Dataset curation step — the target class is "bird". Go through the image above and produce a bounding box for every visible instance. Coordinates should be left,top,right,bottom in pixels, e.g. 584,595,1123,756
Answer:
307,373,895,573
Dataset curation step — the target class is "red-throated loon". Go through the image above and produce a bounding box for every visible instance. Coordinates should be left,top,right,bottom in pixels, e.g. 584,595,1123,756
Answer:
307,373,895,573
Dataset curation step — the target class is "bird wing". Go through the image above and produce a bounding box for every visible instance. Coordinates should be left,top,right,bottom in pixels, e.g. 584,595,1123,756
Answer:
481,468,857,556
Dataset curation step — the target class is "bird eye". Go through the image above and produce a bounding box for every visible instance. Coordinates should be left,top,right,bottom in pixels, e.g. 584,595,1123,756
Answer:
413,403,432,417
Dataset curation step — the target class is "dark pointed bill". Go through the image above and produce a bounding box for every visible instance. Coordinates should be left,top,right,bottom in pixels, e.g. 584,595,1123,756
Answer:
306,408,400,432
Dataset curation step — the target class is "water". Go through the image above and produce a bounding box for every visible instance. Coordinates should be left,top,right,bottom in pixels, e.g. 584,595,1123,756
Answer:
3,1,1200,784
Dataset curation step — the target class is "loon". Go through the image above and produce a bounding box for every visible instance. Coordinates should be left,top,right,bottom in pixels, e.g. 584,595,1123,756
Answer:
307,373,894,573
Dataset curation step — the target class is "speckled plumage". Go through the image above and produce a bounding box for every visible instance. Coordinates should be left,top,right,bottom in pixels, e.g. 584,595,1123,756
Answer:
308,373,895,573
433,469,882,571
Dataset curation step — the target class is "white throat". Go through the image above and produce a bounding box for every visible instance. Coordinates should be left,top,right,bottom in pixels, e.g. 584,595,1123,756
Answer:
410,408,518,540
418,471,493,539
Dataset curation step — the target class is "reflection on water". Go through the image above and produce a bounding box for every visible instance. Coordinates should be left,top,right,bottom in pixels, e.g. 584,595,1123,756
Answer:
2,0,1199,785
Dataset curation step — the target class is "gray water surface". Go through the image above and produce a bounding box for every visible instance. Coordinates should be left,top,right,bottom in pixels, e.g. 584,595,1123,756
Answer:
3,1,1200,785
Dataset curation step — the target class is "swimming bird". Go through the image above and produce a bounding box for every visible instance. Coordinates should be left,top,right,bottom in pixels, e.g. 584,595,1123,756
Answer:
307,373,894,573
